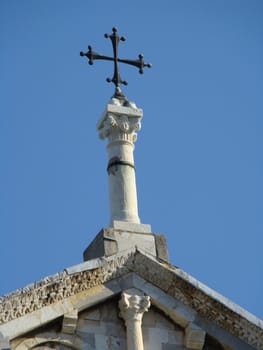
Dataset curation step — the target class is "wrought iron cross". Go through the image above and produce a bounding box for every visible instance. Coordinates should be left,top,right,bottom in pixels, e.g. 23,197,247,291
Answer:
80,27,152,99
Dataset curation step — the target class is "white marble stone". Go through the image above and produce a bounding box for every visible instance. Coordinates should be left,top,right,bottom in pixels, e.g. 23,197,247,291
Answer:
119,288,150,350
146,328,168,350
114,231,155,256
184,322,206,350
112,221,151,233
62,309,78,334
97,98,143,225
1,249,262,350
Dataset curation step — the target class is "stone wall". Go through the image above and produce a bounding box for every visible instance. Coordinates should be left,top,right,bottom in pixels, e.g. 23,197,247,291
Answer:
11,298,227,350
142,306,185,350
77,303,189,350
2,250,261,349
76,298,127,349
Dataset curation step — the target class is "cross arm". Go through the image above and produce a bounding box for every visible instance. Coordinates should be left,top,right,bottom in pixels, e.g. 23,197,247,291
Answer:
118,54,152,74
80,46,115,65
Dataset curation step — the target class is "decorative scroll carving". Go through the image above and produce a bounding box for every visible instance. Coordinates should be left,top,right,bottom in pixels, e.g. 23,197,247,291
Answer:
0,250,134,325
119,289,150,323
97,98,142,144
98,113,141,142
0,249,262,349
132,252,263,350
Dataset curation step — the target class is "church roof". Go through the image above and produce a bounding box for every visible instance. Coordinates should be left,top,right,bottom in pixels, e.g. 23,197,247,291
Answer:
1,247,262,349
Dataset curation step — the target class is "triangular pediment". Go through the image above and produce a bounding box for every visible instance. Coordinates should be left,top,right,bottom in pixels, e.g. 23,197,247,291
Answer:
0,248,262,349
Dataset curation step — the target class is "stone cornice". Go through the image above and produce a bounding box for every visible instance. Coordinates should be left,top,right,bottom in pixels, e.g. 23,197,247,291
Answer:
0,248,262,349
0,250,135,325
133,252,263,349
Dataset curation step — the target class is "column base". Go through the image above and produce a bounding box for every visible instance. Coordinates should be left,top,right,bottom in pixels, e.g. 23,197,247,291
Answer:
112,220,152,233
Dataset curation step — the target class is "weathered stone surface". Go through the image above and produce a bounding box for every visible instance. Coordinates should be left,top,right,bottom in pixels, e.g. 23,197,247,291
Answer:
77,299,127,350
162,346,185,350
98,98,143,225
83,227,169,262
83,228,118,260
62,309,78,334
154,234,169,262
184,322,206,349
119,289,150,350
112,221,151,233
142,307,185,350
0,249,262,349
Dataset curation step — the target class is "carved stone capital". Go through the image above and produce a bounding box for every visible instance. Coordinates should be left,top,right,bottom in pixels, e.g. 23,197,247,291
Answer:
119,288,150,323
119,289,150,350
97,99,143,143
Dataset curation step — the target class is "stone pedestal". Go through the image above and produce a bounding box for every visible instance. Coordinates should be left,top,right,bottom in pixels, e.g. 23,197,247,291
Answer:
83,227,169,262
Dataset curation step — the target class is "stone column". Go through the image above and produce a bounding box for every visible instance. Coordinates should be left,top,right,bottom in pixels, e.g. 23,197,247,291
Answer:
119,288,150,350
97,98,143,226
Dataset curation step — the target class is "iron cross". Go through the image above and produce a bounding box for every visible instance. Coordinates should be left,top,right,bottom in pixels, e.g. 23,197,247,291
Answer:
80,27,152,99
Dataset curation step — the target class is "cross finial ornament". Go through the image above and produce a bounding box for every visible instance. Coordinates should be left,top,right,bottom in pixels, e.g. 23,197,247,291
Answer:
80,27,152,99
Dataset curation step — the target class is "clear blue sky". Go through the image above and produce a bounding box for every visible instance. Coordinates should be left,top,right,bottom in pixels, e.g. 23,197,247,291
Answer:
1,1,262,319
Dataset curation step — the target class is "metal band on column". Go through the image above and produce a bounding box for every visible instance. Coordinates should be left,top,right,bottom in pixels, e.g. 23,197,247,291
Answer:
107,160,135,174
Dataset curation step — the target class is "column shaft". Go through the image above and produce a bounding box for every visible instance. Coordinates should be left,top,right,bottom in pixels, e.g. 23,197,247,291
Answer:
119,289,150,350
107,140,139,224
97,99,143,226
125,319,144,350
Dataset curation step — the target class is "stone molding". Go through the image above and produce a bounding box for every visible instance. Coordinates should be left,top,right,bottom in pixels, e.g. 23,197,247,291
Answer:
0,249,262,349
0,250,134,325
10,331,76,350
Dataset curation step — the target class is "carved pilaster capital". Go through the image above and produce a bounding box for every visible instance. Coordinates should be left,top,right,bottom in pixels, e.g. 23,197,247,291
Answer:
62,309,78,334
97,99,143,143
119,288,150,323
184,322,206,349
